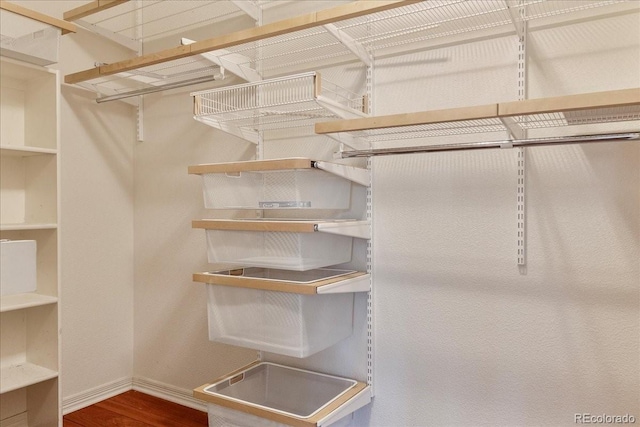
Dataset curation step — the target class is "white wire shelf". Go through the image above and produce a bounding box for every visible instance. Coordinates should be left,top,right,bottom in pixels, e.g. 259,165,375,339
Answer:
192,72,368,143
314,88,640,150
64,0,253,46
1,2,76,66
64,0,632,100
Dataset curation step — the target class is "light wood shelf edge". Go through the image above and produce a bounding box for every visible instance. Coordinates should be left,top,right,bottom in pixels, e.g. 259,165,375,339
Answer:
315,88,640,135
315,104,499,133
64,0,417,84
194,369,367,427
193,271,368,295
0,1,76,34
498,88,640,116
192,219,319,233
188,158,313,175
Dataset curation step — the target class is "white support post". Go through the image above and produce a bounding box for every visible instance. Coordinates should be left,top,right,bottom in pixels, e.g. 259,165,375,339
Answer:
181,38,262,82
323,23,372,66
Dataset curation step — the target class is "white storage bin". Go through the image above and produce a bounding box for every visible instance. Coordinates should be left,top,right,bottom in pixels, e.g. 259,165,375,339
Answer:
207,286,353,357
203,363,357,427
201,169,351,209
0,240,36,296
204,229,353,271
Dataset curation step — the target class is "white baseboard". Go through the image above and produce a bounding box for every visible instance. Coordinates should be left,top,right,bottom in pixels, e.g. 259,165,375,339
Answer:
132,376,207,412
0,412,28,427
62,377,132,415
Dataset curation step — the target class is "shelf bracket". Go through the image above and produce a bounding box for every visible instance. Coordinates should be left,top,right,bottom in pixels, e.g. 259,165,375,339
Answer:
316,96,369,121
229,0,260,22
326,133,370,153
314,161,370,187
181,38,262,82
505,0,525,39
316,220,371,240
317,386,372,427
499,116,526,140
193,117,259,144
322,24,372,66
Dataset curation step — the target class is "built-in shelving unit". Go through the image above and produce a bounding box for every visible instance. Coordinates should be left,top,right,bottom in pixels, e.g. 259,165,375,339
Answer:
0,53,61,425
314,88,640,155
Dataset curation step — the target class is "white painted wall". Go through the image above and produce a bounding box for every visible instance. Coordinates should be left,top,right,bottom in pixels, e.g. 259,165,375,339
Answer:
366,8,640,427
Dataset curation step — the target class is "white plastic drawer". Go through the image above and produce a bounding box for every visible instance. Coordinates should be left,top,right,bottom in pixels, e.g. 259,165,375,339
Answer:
207,286,353,357
204,229,353,271
201,168,351,209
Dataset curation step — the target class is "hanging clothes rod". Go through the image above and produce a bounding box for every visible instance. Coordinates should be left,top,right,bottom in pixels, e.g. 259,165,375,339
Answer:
337,132,639,158
95,74,221,103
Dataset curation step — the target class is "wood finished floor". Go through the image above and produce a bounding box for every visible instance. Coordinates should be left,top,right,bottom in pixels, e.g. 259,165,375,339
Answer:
63,390,208,426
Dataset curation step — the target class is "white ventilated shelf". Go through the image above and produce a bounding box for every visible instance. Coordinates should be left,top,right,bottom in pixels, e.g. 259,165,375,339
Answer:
64,0,630,100
64,0,255,47
194,268,370,294
0,293,57,313
1,2,75,66
189,158,369,209
195,362,370,427
314,88,640,153
0,362,58,394
192,72,368,143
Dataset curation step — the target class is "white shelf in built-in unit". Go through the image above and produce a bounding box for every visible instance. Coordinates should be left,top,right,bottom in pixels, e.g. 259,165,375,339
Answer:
0,362,58,394
0,223,57,231
0,293,58,313
0,145,57,157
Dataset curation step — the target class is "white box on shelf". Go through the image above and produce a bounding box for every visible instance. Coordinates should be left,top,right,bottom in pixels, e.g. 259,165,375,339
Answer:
201,363,359,427
201,169,351,209
0,240,36,296
204,229,353,271
207,286,353,357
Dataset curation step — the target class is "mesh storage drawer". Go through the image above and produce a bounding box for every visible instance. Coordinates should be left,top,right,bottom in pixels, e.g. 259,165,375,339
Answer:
200,168,351,209
202,363,358,427
204,229,353,271
207,286,354,357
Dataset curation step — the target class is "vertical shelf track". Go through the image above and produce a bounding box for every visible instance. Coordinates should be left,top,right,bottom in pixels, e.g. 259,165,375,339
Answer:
516,0,528,269
506,0,529,268
365,16,374,397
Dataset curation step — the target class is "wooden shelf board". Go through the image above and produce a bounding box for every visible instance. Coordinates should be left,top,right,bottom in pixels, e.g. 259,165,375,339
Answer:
189,158,313,175
0,363,58,394
315,88,640,135
193,219,320,233
193,270,368,295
